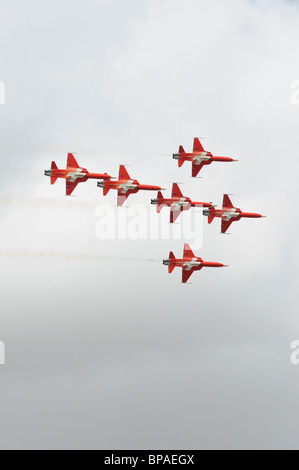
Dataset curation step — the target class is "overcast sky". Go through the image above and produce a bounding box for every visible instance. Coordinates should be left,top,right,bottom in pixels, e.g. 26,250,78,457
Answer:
0,0,299,450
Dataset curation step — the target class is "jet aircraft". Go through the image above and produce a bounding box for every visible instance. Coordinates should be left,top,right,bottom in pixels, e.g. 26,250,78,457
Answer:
45,153,112,196
151,183,215,223
98,165,165,206
163,244,228,283
203,194,265,233
173,138,237,177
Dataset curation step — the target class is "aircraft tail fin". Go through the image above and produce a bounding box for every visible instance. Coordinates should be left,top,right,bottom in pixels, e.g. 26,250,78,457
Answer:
169,251,176,273
103,188,110,196
178,146,185,167
51,161,58,185
157,191,164,213
208,215,215,224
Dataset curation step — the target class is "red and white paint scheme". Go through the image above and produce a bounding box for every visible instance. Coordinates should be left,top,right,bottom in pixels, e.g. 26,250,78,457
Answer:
45,153,112,196
203,194,265,234
151,183,215,223
163,244,227,284
173,138,238,177
98,165,165,206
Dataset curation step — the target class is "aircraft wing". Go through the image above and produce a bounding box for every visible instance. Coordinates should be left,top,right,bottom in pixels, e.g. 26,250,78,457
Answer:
221,218,235,234
117,190,132,206
119,165,131,180
170,207,183,223
192,161,205,177
182,267,196,284
66,180,80,196
67,153,80,169
193,138,205,153
223,194,234,209
172,183,183,199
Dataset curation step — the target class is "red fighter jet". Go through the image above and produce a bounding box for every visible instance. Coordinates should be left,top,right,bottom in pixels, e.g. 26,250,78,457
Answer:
98,165,165,206
203,194,265,234
151,183,215,223
173,138,238,177
163,244,228,284
45,153,112,196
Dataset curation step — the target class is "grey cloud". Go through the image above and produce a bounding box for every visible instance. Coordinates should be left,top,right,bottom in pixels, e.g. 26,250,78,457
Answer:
0,0,298,450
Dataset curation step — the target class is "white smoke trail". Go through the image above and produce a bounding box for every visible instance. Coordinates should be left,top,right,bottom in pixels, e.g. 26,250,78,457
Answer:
0,249,160,264
0,195,102,210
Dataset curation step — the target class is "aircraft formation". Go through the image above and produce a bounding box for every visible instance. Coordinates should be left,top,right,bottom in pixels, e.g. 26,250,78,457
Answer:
45,138,265,283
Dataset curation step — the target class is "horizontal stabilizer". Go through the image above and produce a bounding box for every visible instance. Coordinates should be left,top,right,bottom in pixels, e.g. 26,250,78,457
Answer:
208,215,215,224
